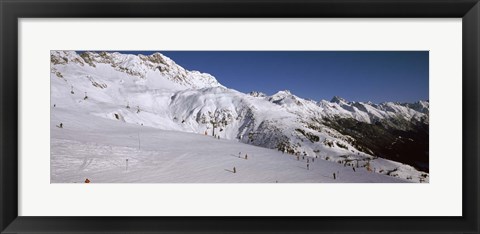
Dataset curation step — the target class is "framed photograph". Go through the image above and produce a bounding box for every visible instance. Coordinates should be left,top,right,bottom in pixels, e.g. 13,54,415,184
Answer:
1,0,479,233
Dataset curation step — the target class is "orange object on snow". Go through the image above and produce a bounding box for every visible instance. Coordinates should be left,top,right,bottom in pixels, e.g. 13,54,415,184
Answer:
85,178,90,183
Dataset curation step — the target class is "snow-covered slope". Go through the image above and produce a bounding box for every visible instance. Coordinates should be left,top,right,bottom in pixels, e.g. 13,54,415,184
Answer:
51,108,415,183
51,51,429,183
51,51,223,89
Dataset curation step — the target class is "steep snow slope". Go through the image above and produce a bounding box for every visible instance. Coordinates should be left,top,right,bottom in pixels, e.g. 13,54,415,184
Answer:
51,51,429,183
52,51,223,89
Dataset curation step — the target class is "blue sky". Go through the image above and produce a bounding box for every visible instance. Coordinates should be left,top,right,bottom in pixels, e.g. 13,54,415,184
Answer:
102,51,428,103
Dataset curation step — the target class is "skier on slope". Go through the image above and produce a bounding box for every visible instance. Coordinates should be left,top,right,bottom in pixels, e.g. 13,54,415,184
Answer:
233,167,236,173
245,154,248,160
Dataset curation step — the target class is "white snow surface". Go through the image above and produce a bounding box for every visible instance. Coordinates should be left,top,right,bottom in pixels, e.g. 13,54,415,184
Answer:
51,109,410,183
50,51,429,183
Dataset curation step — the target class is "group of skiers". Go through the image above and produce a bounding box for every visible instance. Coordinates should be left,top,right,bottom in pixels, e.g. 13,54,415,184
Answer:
204,130,222,140
230,152,251,174
294,153,314,170
229,150,345,181
289,150,364,179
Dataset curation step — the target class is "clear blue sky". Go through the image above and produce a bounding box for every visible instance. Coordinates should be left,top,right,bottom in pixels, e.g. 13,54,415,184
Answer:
100,51,429,103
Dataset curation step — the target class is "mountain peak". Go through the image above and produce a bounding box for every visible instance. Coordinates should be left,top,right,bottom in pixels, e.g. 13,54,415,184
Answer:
51,51,223,89
141,52,171,65
273,90,293,96
330,96,348,104
249,91,267,97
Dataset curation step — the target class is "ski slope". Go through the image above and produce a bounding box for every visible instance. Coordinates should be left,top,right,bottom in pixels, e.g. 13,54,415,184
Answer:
51,108,409,183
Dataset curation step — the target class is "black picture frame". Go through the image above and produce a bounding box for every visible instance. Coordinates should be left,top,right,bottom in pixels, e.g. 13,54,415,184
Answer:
1,0,479,233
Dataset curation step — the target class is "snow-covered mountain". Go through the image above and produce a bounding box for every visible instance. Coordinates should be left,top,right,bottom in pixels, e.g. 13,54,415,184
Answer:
51,51,223,89
50,51,429,182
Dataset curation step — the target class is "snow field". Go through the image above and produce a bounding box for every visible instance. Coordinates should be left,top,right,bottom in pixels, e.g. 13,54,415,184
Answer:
51,109,407,183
